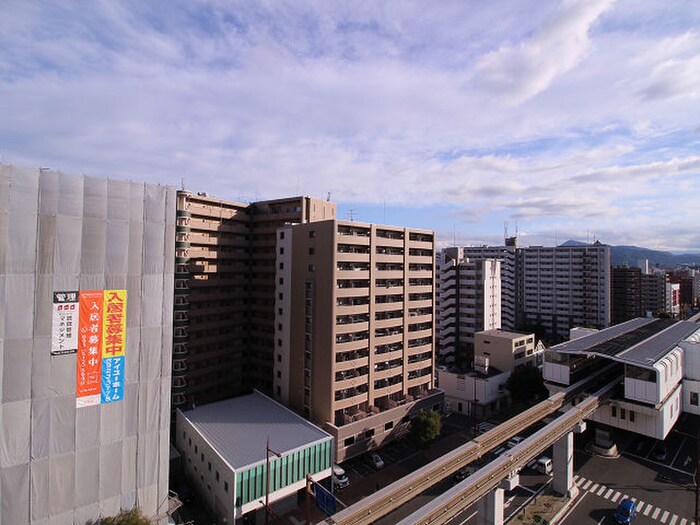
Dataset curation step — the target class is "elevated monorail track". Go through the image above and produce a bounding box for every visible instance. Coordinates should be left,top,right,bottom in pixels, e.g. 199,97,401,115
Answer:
320,363,620,525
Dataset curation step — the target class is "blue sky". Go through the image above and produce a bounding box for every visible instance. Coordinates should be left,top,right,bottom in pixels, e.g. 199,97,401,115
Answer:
1,1,700,252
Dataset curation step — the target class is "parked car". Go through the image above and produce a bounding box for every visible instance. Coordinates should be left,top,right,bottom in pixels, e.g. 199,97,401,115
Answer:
613,497,637,523
332,464,350,490
507,436,524,449
453,466,477,483
367,452,384,470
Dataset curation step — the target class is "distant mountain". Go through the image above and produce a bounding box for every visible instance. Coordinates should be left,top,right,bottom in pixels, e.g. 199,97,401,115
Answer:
611,245,700,268
559,240,700,268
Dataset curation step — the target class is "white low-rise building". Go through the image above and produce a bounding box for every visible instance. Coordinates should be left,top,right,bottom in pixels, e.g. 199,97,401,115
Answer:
544,318,700,440
176,391,333,524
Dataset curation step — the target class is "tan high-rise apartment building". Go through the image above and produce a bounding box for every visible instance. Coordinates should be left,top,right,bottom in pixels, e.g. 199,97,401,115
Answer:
173,191,335,411
274,220,444,462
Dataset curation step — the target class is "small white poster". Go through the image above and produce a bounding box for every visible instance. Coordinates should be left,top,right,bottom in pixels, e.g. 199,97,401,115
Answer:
51,291,79,355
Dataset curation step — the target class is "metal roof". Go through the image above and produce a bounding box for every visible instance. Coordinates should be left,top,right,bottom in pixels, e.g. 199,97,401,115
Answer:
550,318,700,369
178,391,332,471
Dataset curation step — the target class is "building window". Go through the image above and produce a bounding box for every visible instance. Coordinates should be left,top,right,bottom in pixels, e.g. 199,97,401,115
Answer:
344,436,355,447
208,462,211,471
309,247,315,255
277,354,282,362
309,230,315,238
277,371,281,379
224,481,229,493
277,386,281,397
279,262,284,270
365,429,375,438
308,264,315,272
201,453,204,462
620,408,626,420
385,421,393,430
691,392,699,406
629,410,635,422
195,445,198,453
216,471,219,481
278,339,282,347
278,308,283,315
279,292,283,300
279,247,284,254
280,232,285,240
279,277,284,285
611,406,616,418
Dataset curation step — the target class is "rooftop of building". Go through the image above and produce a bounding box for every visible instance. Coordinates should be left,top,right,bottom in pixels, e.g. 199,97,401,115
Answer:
477,329,534,340
550,317,700,368
177,390,332,470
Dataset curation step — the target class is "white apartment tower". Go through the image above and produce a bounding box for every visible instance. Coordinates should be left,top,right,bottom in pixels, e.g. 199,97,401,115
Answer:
461,237,517,330
437,248,501,370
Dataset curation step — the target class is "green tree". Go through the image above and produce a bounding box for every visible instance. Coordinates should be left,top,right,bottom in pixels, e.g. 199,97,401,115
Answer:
101,508,153,525
409,409,442,449
505,364,549,405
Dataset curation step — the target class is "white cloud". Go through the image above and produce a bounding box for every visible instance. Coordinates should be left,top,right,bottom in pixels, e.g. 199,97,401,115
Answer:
1,1,700,251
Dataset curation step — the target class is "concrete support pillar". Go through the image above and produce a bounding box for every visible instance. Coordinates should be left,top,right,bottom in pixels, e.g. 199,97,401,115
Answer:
477,487,504,525
552,431,578,498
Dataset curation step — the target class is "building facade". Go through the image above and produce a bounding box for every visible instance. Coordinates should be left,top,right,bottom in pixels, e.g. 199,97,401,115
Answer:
274,220,443,462
436,248,501,370
175,391,333,524
461,237,517,330
611,266,643,325
517,242,611,339
0,166,174,524
173,192,335,412
474,329,539,373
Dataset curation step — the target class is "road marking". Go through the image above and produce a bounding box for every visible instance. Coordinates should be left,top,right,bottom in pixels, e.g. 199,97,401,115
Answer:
611,491,621,503
661,510,670,523
669,516,678,525
635,500,643,511
604,488,613,499
643,503,652,516
653,508,661,519
677,518,685,525
583,480,593,490
596,485,606,496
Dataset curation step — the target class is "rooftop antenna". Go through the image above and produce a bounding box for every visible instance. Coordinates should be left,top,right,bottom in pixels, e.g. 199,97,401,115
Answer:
326,192,331,202
180,177,186,191
504,222,509,241
347,209,357,222
453,223,456,246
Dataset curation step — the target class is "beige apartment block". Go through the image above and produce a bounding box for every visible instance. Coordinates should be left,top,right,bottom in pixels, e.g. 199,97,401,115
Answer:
474,329,539,373
274,220,444,462
174,191,335,412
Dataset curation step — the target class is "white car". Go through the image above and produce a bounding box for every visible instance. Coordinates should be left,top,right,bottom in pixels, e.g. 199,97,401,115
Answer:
367,452,385,470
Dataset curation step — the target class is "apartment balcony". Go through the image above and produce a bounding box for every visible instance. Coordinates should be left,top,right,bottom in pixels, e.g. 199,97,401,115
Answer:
374,317,403,329
336,303,370,316
373,366,402,381
372,382,403,399
407,328,432,340
407,375,432,390
408,254,433,264
376,270,404,279
335,354,370,372
408,239,433,250
373,332,403,345
376,237,404,248
334,372,369,390
334,390,369,410
409,270,433,279
374,253,404,264
336,269,370,280
407,314,432,326
337,252,371,263
336,321,370,334
337,234,370,246
374,299,405,312
336,337,370,353
336,286,370,298
409,285,433,294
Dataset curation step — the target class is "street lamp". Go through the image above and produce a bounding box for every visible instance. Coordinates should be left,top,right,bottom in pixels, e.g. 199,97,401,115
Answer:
265,436,282,525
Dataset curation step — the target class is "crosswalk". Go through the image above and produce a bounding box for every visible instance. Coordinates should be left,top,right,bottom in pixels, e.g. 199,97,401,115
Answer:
574,475,695,525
